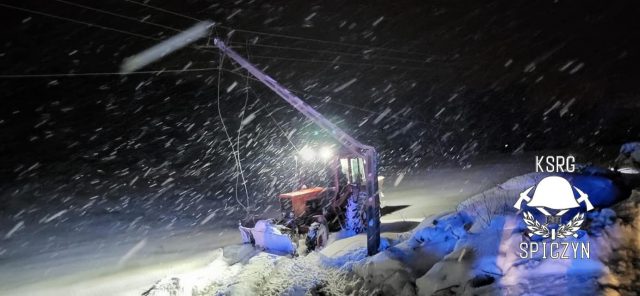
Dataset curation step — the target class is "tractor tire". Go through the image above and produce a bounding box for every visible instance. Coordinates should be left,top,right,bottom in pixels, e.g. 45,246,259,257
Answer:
346,191,368,234
305,221,329,252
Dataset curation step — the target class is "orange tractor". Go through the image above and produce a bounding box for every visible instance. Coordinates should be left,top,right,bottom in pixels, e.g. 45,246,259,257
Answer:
240,150,377,254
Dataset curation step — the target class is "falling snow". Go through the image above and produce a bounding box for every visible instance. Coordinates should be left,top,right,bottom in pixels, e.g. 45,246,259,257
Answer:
0,1,638,295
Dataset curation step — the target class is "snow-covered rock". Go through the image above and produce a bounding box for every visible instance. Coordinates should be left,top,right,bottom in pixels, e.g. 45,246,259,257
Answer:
354,252,416,295
590,190,640,295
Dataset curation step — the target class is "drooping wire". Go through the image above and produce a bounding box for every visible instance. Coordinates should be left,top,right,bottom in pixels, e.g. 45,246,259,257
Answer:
215,39,251,212
234,40,253,213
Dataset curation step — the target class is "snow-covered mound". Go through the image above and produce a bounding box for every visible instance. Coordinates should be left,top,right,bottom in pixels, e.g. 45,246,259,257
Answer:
144,239,370,296
415,172,639,295
144,172,640,296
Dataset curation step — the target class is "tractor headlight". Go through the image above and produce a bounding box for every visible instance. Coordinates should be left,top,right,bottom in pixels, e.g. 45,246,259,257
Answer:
299,146,315,161
319,146,333,160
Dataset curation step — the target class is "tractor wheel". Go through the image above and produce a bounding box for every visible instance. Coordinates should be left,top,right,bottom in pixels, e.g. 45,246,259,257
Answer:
305,220,329,252
346,191,368,234
315,222,329,250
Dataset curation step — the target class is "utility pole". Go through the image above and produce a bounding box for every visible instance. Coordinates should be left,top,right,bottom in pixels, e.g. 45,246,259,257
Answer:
213,38,381,256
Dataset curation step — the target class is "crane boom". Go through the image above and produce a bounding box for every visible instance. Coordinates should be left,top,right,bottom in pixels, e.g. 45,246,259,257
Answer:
213,38,381,256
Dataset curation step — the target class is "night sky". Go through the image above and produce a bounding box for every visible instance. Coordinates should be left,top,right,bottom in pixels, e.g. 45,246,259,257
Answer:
1,0,639,207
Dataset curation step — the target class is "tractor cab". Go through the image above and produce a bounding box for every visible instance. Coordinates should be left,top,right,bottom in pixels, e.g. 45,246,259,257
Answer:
258,149,374,253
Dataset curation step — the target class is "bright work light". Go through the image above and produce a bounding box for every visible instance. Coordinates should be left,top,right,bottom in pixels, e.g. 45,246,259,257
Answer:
299,146,315,161
319,146,333,160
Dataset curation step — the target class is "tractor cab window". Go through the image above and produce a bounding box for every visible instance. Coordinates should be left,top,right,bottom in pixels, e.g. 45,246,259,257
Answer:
339,157,366,185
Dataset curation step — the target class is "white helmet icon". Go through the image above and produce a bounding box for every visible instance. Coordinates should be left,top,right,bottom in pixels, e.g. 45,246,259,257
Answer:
514,176,594,216
527,176,579,209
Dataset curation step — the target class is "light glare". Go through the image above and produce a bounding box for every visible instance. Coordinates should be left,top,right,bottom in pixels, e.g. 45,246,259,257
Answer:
319,146,333,160
299,147,315,161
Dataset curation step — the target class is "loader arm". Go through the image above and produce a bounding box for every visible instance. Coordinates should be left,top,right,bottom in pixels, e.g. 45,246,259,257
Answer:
213,39,381,256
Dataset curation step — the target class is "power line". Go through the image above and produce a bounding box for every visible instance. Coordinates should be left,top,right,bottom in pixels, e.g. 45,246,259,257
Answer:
53,0,180,33
0,3,430,125
287,88,429,126
237,70,427,126
121,0,434,58
0,64,427,126
223,27,432,59
0,3,158,42
3,3,436,72
233,54,432,71
228,41,434,65
122,0,200,22
4,3,435,71
52,0,437,66
0,64,427,128
0,67,219,78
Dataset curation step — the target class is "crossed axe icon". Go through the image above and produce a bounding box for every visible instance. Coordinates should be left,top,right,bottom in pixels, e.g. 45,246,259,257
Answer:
514,186,594,217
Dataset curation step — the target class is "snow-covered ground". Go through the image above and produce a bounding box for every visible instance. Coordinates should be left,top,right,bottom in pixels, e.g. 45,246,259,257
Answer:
143,170,640,296
0,224,240,296
0,156,531,296
0,193,244,296
5,152,636,296
381,155,531,223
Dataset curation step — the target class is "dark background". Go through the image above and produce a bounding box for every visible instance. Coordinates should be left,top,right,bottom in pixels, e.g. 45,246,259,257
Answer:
0,0,639,209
